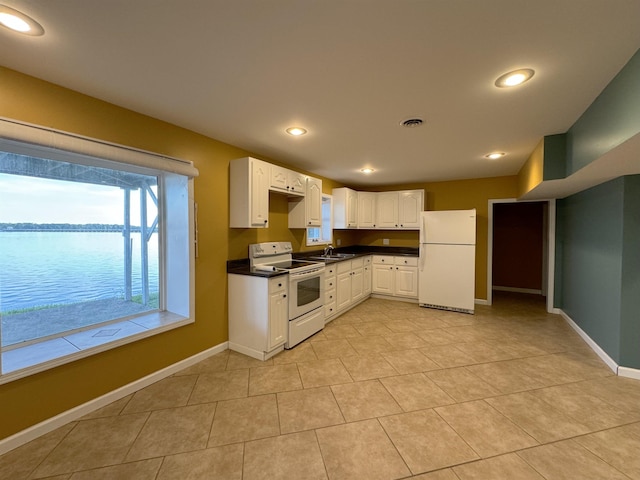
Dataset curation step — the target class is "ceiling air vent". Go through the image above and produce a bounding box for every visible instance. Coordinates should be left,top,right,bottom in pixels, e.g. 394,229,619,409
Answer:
400,118,424,128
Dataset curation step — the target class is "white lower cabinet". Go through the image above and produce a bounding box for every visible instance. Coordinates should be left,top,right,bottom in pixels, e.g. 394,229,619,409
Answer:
324,264,338,321
363,256,372,295
372,255,419,299
328,257,369,319
228,274,288,360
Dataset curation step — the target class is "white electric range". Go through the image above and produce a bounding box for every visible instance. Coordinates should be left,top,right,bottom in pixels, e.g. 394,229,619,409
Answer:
249,242,325,347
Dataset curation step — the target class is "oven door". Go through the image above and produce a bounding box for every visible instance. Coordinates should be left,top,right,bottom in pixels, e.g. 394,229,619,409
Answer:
288,266,324,320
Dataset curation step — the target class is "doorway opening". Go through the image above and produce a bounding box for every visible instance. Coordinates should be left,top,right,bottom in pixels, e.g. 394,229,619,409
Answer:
487,199,556,313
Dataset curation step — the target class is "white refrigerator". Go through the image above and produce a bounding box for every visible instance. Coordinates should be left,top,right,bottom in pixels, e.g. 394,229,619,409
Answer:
419,209,476,314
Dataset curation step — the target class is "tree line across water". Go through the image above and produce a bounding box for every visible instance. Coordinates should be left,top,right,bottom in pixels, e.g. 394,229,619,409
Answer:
0,223,153,232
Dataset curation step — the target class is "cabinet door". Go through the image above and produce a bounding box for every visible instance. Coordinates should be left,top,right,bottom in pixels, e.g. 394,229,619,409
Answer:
346,189,358,228
268,288,287,349
357,192,377,228
288,171,307,196
251,159,270,227
306,177,322,227
398,190,423,229
395,265,418,298
351,267,364,303
376,192,399,229
336,271,352,311
372,264,394,295
269,164,289,192
363,265,372,295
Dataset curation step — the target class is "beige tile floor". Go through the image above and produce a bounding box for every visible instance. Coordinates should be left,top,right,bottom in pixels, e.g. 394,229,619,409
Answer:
2,292,640,479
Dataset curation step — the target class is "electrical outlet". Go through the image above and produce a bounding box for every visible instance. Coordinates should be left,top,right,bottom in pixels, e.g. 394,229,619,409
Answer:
383,238,390,245
336,238,341,246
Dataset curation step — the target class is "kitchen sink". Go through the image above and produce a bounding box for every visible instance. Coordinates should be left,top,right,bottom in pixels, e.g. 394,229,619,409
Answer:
307,253,356,260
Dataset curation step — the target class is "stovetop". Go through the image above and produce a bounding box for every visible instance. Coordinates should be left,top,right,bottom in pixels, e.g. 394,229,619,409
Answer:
267,259,320,271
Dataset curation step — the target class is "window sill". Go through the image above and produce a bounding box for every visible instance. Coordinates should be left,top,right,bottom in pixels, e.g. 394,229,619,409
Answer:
0,311,192,385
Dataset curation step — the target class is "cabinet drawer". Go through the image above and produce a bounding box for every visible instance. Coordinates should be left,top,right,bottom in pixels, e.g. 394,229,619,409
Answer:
325,265,337,277
325,288,336,304
372,255,392,265
394,256,418,267
337,260,352,274
324,301,337,318
325,276,337,290
269,277,287,293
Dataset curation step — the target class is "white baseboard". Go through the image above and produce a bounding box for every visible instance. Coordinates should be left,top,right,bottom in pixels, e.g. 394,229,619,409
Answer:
475,298,489,306
559,310,618,373
0,341,228,456
618,367,640,380
493,286,543,295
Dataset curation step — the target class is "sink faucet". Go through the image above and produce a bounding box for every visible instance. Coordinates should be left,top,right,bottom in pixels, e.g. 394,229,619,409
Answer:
323,244,334,256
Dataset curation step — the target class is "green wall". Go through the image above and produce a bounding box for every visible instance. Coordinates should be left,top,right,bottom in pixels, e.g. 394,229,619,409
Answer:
557,179,624,361
566,49,640,174
557,176,640,368
553,48,640,369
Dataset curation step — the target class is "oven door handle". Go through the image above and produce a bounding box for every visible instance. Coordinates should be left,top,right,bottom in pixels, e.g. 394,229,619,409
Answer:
289,267,325,280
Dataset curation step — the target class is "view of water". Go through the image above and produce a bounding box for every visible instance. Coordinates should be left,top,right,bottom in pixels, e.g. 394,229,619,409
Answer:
0,231,159,313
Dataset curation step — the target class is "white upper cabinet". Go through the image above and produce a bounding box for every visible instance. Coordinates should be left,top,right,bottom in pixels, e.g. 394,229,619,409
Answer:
398,190,423,229
336,188,424,230
333,187,358,229
270,165,305,197
305,176,322,227
229,157,269,228
376,192,400,229
288,175,322,228
357,192,377,228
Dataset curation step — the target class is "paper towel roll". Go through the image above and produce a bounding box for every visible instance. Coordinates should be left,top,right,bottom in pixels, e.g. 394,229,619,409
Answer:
254,265,277,272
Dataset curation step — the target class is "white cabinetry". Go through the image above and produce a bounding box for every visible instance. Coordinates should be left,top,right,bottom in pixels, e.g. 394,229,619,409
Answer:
398,190,423,229
336,257,365,312
270,165,306,196
363,256,372,295
357,192,377,228
376,190,424,229
336,260,353,312
376,192,400,229
324,264,338,321
228,274,288,360
333,187,358,228
229,157,269,228
289,176,323,228
372,255,419,299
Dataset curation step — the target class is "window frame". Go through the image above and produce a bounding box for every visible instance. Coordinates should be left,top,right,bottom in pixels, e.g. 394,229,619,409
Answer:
0,119,197,384
306,193,333,246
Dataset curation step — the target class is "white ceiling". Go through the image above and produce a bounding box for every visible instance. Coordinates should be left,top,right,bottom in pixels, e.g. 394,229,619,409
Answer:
1,0,639,186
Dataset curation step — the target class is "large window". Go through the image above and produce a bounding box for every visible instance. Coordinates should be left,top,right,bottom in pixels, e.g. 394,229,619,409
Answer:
0,120,197,382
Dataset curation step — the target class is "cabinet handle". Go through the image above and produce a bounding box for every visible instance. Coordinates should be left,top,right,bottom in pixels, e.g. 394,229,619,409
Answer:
283,294,287,298
278,283,282,287
264,220,268,224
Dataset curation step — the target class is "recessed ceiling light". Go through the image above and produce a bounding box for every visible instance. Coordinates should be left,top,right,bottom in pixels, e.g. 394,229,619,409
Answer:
286,127,307,136
485,152,505,160
494,69,534,88
0,5,44,36
360,168,375,174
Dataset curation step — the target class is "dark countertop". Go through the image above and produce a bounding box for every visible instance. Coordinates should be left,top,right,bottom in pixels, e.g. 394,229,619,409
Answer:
227,246,419,276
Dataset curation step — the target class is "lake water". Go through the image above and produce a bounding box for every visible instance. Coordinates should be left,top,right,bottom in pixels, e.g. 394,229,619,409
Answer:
0,231,159,313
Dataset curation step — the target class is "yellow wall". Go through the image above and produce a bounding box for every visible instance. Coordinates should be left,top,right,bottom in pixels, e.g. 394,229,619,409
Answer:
517,139,544,198
0,67,517,439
